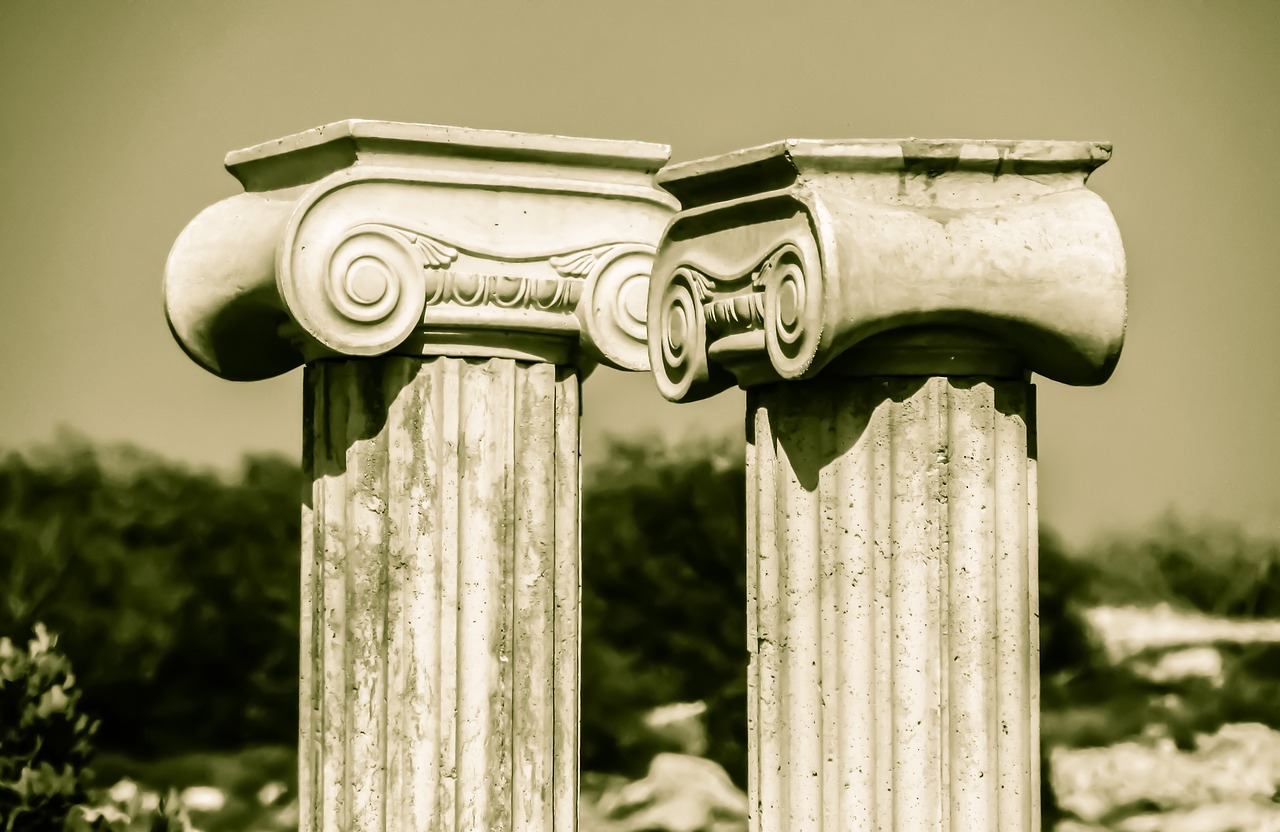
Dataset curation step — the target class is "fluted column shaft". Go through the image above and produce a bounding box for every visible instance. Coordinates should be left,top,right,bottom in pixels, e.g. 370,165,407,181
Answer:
300,356,580,832
163,120,676,832
746,374,1038,832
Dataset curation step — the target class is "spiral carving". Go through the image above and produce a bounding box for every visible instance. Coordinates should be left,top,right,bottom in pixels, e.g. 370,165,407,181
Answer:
327,234,403,323
290,220,665,364
575,244,658,372
761,244,821,379
645,241,822,400
650,266,715,401
294,225,436,356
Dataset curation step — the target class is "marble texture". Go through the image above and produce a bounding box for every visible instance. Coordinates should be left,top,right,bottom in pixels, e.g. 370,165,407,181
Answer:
648,138,1128,832
165,119,677,379
301,357,580,832
649,138,1126,400
747,375,1037,832
164,121,678,832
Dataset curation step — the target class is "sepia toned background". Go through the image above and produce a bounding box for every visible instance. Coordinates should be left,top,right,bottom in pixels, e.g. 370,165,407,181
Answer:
1,0,1277,548
3,2,1280,831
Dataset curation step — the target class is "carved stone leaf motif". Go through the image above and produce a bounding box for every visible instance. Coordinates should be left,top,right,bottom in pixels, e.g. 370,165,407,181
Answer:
393,230,459,269
704,289,765,334
695,245,814,362
686,269,714,302
549,245,616,279
324,223,651,370
372,224,622,282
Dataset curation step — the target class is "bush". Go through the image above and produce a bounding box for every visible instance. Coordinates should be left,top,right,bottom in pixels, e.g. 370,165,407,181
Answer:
0,624,98,832
0,439,303,758
1039,528,1098,682
64,786,191,832
1083,516,1280,618
580,438,748,783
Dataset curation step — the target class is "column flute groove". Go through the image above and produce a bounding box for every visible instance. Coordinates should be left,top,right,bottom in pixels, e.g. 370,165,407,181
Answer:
164,120,675,832
746,377,1035,832
647,136,1124,832
302,357,580,832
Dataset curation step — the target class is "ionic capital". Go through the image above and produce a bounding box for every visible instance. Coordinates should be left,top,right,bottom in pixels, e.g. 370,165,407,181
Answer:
648,139,1127,400
165,120,678,380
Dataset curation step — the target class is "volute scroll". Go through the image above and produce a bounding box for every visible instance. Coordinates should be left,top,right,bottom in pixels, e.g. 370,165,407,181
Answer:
164,119,678,379
648,137,1128,399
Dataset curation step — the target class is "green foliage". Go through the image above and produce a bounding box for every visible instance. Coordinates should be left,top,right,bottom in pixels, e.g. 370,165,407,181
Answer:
66,746,296,832
65,787,192,832
1082,516,1280,617
580,438,748,783
7,430,1280,823
1038,528,1097,681
0,437,303,757
0,624,98,832
1039,519,1280,776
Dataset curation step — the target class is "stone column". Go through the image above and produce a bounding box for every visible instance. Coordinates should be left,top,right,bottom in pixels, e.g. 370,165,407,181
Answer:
648,140,1127,832
164,120,676,832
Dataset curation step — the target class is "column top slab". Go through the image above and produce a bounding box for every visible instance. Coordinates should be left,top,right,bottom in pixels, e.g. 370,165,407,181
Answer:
166,121,676,380
662,137,1111,178
226,119,674,191
648,137,1127,400
659,138,1111,208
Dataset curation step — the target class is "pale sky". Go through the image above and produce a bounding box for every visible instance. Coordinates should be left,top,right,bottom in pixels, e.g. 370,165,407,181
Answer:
1,0,1277,549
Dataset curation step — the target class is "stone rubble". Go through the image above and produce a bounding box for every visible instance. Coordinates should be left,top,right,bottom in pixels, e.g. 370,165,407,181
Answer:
583,753,747,832
1085,604,1280,665
1052,713,1280,830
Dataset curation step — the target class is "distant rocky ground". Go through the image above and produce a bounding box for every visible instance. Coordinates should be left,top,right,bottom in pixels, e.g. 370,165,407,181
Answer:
1084,604,1280,668
1052,723,1280,832
1047,603,1280,832
582,753,747,832
74,604,1280,832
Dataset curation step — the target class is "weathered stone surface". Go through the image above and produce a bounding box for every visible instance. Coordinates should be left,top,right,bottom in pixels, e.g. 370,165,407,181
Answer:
1132,646,1225,686
1053,823,1110,832
644,701,711,757
165,120,677,379
1114,801,1280,832
747,375,1037,832
301,356,580,832
164,122,679,832
1052,723,1280,827
645,137,1127,832
591,754,748,832
648,139,1126,400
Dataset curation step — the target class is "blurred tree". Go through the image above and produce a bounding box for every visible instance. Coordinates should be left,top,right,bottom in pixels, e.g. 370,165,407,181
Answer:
0,435,302,757
1039,528,1097,680
18,428,1280,825
580,438,748,784
1084,516,1280,618
1036,530,1100,827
